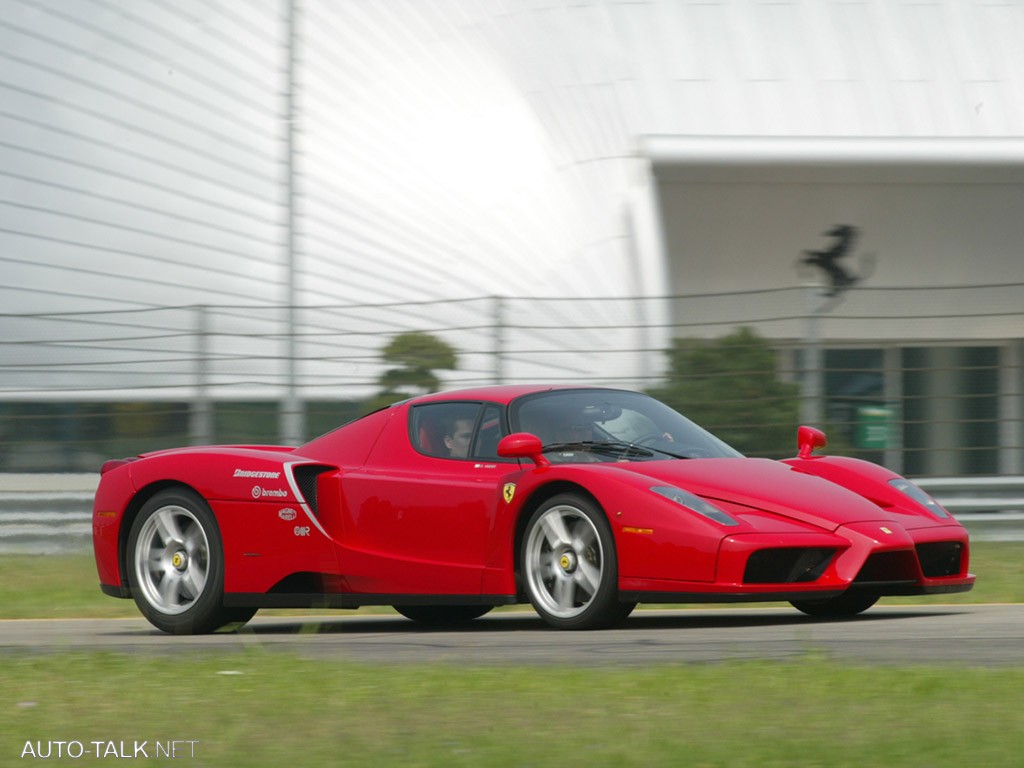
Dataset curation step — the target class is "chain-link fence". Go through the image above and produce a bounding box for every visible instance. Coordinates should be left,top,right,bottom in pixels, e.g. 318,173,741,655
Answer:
2,292,1022,475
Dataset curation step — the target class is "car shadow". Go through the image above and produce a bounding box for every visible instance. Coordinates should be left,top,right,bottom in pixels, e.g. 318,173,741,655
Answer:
221,606,961,636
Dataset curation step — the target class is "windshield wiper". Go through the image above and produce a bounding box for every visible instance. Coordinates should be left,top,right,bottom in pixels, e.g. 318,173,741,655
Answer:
643,446,692,460
541,440,655,459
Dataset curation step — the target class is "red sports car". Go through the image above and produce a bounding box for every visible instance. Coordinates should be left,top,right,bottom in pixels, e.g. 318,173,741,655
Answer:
93,385,974,634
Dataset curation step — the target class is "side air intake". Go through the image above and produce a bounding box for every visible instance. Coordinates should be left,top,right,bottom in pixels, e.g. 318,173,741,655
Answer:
291,465,334,516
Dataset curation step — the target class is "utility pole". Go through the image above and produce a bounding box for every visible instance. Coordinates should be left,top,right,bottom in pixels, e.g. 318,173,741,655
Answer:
797,224,871,428
800,283,825,427
280,0,304,445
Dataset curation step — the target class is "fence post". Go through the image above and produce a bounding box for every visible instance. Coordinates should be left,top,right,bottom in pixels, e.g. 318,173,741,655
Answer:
883,345,904,474
493,295,505,385
1000,339,1024,475
189,305,214,446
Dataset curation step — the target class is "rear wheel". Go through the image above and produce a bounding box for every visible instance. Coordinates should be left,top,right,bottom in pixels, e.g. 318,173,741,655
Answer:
790,591,879,618
522,493,622,629
127,488,254,634
393,605,493,624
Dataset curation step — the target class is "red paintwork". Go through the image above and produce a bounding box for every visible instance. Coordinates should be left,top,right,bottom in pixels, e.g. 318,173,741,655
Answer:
92,385,974,610
797,425,827,459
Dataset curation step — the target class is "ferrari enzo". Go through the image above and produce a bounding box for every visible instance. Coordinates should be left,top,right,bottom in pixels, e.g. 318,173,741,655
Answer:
92,385,974,634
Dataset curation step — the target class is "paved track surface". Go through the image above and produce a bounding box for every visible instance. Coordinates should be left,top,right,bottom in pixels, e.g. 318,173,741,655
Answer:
2,605,1021,665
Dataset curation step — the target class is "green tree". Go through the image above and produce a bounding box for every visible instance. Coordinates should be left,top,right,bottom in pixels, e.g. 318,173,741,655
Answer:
370,332,459,409
646,327,800,458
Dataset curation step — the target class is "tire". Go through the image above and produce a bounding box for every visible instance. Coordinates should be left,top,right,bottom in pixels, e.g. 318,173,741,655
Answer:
611,600,637,624
393,605,493,624
521,493,622,629
127,488,254,634
790,591,880,618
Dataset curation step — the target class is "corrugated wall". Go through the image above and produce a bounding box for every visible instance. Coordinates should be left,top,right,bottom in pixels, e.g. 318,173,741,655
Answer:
3,0,1022,402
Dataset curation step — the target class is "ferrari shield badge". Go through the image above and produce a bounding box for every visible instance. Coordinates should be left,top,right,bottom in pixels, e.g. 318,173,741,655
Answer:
503,483,516,504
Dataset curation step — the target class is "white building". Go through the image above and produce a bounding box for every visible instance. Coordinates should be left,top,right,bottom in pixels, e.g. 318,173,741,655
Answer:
2,1,1022,472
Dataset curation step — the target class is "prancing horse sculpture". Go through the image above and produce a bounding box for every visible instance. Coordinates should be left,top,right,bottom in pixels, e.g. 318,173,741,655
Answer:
801,224,862,296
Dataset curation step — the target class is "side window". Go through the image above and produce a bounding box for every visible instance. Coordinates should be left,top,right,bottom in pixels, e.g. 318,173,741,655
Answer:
410,403,481,459
472,404,508,460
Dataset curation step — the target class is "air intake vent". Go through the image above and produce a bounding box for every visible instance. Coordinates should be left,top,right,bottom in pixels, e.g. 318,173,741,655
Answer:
744,548,835,584
291,465,334,515
853,551,918,584
916,541,963,578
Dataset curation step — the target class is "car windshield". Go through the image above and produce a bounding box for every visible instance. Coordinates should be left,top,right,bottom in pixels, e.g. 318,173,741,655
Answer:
509,389,743,461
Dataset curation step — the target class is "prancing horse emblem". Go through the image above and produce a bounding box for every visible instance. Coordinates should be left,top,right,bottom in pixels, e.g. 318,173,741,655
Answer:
503,483,516,504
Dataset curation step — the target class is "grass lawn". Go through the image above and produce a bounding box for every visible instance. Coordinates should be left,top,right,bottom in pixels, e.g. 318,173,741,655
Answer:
4,652,1024,767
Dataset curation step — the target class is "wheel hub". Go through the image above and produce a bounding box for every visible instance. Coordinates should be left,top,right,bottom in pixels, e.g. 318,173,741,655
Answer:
171,550,188,571
559,551,578,574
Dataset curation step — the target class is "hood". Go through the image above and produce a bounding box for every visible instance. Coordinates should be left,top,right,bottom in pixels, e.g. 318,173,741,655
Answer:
630,457,890,531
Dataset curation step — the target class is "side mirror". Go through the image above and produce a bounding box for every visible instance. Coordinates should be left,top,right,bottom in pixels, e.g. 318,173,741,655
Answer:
797,425,827,459
497,432,550,467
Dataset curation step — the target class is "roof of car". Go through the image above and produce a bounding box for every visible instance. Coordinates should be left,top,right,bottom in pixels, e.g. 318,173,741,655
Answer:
408,384,614,406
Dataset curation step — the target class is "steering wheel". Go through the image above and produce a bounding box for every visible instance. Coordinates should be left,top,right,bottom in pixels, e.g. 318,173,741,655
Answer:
633,432,711,458
633,431,671,446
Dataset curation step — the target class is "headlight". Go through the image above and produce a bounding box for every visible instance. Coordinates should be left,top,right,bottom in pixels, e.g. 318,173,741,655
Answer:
650,486,739,526
888,478,950,519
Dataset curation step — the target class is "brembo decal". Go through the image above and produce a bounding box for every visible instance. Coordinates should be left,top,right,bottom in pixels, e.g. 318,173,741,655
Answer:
251,486,288,499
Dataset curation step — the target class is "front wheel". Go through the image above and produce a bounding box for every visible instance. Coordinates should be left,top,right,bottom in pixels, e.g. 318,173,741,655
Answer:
521,493,622,629
790,591,879,618
127,488,253,634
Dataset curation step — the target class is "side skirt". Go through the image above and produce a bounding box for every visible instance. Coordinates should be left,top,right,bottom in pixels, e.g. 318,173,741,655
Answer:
223,593,518,609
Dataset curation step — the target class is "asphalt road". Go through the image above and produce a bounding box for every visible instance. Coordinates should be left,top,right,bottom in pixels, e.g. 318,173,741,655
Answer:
2,605,1021,665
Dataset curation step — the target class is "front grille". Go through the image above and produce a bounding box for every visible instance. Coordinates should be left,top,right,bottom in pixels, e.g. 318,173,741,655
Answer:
291,465,333,515
853,550,918,583
744,548,835,584
916,541,963,578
